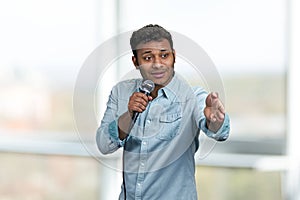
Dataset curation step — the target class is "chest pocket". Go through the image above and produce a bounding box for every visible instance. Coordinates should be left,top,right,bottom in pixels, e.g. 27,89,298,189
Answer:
156,112,182,140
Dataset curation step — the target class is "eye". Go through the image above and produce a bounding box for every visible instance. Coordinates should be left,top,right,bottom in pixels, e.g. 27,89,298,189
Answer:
143,55,152,61
161,53,169,58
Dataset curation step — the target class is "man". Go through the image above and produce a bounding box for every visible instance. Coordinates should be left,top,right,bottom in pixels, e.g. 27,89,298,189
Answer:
96,24,230,200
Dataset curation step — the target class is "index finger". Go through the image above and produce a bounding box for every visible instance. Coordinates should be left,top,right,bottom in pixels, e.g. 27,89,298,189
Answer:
134,92,150,102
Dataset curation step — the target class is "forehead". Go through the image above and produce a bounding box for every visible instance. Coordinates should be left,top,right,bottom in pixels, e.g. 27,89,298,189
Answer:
135,39,172,52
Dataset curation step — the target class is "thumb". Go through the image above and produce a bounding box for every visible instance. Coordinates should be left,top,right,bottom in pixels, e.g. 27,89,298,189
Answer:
206,92,218,106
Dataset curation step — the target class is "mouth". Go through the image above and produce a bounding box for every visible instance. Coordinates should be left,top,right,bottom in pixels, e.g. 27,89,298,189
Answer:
151,71,165,79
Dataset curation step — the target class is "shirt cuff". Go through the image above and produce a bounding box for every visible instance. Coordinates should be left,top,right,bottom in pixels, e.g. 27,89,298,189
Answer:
108,120,127,147
202,113,230,141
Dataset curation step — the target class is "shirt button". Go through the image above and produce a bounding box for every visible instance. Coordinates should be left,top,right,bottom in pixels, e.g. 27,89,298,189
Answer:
141,162,144,166
142,141,147,145
146,119,151,124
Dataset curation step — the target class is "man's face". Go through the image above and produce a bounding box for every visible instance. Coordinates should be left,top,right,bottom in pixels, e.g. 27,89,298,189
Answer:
132,39,175,86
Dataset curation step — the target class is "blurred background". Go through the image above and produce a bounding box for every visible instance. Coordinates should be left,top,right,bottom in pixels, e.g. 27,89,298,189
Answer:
1,0,300,199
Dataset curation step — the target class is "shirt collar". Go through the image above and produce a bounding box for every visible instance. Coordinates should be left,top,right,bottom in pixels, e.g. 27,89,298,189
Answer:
159,72,179,101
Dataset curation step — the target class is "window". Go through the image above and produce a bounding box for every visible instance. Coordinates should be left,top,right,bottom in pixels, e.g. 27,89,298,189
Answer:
0,0,291,199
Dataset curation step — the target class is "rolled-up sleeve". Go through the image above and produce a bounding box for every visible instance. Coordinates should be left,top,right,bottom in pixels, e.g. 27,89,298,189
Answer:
200,113,230,141
96,88,126,155
193,86,230,142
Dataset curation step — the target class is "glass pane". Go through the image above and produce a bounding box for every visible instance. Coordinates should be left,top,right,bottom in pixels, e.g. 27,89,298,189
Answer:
0,153,99,200
0,0,98,139
196,166,283,200
224,73,286,140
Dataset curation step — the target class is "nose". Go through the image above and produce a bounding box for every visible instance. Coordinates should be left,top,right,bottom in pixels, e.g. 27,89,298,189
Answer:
153,56,162,68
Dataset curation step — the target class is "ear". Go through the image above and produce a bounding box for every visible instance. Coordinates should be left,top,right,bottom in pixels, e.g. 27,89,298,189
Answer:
172,49,176,63
132,56,139,69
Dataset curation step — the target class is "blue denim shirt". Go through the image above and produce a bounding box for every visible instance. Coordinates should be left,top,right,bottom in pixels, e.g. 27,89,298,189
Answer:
96,74,230,200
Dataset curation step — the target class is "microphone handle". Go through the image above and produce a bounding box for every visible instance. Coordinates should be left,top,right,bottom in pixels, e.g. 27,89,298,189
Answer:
132,111,139,124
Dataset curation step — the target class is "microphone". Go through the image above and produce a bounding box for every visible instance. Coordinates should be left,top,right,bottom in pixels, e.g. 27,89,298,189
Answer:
132,80,155,123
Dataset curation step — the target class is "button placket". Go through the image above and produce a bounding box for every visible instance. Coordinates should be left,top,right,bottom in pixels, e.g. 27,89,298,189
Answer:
135,140,147,198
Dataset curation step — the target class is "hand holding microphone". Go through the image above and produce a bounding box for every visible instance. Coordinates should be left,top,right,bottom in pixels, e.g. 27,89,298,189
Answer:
118,80,155,139
128,80,155,123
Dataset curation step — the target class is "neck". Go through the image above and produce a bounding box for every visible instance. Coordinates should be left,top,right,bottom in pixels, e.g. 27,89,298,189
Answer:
150,84,163,99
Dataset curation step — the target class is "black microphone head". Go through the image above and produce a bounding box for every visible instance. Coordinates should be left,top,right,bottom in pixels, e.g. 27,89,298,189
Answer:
139,80,155,95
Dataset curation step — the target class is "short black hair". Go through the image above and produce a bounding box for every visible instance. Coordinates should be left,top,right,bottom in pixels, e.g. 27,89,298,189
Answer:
130,24,174,58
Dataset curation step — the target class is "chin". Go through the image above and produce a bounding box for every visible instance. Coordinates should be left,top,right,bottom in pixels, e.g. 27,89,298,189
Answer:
154,79,168,87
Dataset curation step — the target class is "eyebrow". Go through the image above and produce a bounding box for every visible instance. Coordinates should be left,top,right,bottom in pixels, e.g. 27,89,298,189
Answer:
141,49,169,55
